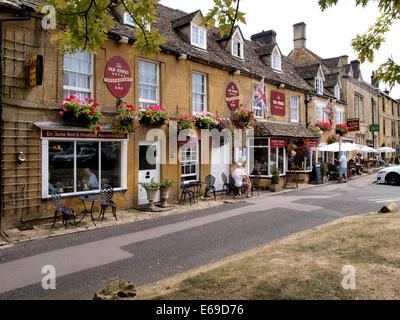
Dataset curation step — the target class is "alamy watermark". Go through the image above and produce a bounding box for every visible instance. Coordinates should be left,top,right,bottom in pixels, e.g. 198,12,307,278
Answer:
42,265,56,290
341,265,356,290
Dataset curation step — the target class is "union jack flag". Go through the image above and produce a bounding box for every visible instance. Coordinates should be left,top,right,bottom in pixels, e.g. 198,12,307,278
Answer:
255,77,267,118
323,99,334,126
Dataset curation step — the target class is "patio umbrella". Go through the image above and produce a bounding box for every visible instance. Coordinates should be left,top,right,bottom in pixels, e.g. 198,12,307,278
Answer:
377,147,396,153
357,145,377,153
319,142,360,152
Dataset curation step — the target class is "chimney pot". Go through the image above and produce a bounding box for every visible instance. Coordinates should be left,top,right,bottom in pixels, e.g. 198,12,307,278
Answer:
293,22,306,49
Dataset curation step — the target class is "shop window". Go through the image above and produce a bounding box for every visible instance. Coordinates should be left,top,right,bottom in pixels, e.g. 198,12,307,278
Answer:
191,24,207,49
290,95,299,123
253,84,265,118
289,149,314,172
63,51,93,99
192,72,207,114
248,138,286,177
139,60,159,108
44,139,126,198
180,143,199,182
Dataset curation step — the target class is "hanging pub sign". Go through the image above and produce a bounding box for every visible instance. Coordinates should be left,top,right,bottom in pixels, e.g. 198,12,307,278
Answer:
270,138,287,148
226,82,240,111
28,55,43,87
104,56,133,98
270,90,285,116
347,119,360,132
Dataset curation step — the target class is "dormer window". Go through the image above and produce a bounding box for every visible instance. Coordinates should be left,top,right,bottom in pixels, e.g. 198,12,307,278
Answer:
124,12,134,26
232,39,243,59
191,24,207,49
334,85,340,100
315,77,323,95
271,47,281,71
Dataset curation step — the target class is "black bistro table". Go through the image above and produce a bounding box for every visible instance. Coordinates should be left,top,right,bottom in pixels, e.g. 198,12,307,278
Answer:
77,195,101,226
185,181,206,202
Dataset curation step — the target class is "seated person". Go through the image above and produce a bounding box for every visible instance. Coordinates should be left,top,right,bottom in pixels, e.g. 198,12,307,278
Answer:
232,163,252,198
82,168,99,190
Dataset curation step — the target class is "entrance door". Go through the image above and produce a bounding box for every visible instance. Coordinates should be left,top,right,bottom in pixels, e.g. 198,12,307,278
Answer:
211,142,230,191
138,141,160,205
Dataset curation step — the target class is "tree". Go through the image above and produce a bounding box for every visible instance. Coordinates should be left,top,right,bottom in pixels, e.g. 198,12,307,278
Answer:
43,0,245,56
319,0,400,89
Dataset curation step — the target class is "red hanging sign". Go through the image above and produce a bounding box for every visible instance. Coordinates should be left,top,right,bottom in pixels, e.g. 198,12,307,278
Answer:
104,56,133,98
226,82,240,111
270,138,287,148
271,90,285,116
347,119,360,132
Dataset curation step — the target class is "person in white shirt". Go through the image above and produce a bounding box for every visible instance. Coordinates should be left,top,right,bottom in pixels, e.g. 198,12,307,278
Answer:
339,153,348,182
232,163,252,197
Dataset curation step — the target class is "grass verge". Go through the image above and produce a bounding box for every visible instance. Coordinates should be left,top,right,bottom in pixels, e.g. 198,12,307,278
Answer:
136,213,400,300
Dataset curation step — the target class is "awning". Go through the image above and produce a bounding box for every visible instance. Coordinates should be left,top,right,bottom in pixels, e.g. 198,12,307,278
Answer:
253,120,319,139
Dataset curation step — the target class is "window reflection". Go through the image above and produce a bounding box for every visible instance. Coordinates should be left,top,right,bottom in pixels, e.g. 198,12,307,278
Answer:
101,142,121,188
48,142,74,194
77,142,99,191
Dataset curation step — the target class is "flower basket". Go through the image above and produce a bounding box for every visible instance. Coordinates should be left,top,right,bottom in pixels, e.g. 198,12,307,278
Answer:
335,124,349,136
59,95,103,134
194,111,219,130
308,125,322,138
316,121,332,132
233,109,254,129
139,105,168,126
112,104,141,135
216,118,235,131
327,134,340,144
175,115,199,148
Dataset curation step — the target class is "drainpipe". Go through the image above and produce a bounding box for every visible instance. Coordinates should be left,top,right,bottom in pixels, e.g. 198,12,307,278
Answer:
0,9,32,241
305,92,312,128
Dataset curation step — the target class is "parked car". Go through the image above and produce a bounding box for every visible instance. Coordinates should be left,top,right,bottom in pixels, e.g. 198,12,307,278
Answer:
377,165,400,185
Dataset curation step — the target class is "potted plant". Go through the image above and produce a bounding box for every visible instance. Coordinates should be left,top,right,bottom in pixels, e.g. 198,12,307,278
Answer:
139,105,169,126
60,95,103,134
193,111,219,130
270,166,281,192
232,109,254,129
159,179,175,208
335,124,349,136
112,104,141,135
139,178,160,210
316,121,332,132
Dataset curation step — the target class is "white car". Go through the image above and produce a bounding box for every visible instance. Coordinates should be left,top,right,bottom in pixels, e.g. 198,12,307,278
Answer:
377,165,400,185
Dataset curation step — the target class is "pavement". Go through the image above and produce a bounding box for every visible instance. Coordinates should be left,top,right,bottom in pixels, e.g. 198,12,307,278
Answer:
0,173,397,300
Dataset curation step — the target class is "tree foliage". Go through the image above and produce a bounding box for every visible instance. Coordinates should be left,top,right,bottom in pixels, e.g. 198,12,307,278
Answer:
319,0,400,89
43,0,246,56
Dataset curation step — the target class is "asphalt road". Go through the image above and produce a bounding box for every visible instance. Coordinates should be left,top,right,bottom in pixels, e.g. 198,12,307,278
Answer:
0,174,398,300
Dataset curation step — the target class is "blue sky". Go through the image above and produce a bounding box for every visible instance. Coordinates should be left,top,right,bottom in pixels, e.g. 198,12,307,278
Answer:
160,0,400,99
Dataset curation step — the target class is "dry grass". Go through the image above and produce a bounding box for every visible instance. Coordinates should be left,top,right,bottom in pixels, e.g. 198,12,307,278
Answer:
136,213,400,300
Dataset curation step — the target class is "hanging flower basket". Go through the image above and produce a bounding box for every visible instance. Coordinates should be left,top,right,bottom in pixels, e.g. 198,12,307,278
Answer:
309,125,322,138
286,138,311,158
316,121,332,132
139,105,169,126
194,111,219,130
59,95,103,134
216,118,235,131
112,104,141,135
327,134,340,144
232,109,254,129
335,124,349,136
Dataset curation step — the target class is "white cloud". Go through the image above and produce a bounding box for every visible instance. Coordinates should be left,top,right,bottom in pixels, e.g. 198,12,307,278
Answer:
161,0,400,98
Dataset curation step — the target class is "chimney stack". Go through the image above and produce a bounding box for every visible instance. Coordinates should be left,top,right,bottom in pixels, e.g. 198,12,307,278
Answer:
250,30,277,45
293,22,306,49
371,71,380,88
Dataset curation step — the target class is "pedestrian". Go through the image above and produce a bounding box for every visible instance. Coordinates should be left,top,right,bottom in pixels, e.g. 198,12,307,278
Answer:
232,163,252,197
339,153,348,183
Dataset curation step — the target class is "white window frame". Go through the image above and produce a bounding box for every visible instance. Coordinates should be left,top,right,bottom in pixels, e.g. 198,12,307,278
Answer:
180,143,199,183
290,95,300,123
191,24,207,50
336,107,344,125
192,71,207,114
124,12,134,26
253,84,264,119
334,85,341,100
315,77,324,95
138,59,160,108
271,47,282,72
42,137,128,199
63,51,94,99
316,101,325,122
247,137,286,178
232,38,244,60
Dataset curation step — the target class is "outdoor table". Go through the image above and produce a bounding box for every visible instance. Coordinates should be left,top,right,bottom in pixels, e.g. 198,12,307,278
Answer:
77,195,101,226
185,181,206,202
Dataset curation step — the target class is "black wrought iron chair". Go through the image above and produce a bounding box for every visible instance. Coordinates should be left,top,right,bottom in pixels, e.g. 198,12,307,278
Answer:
204,175,217,201
251,175,261,197
99,185,117,221
51,191,76,229
179,178,195,206
221,172,230,195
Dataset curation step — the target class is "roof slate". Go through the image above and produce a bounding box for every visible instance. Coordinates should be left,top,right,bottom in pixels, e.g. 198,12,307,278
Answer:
254,120,319,139
323,57,341,69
